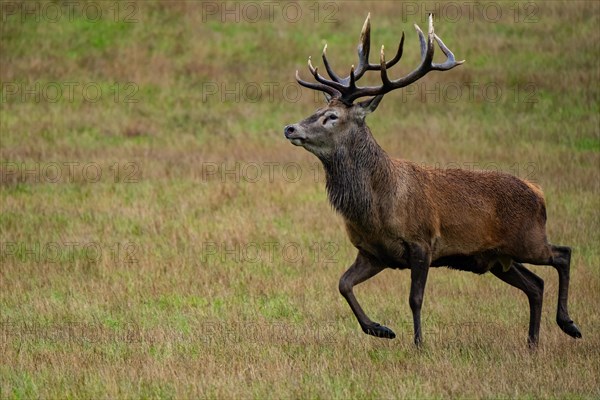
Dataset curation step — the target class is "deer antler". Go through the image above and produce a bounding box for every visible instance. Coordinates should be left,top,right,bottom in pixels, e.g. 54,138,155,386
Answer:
296,13,464,104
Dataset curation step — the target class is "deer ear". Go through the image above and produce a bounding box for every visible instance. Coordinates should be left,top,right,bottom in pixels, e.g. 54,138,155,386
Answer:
323,92,332,103
356,95,384,116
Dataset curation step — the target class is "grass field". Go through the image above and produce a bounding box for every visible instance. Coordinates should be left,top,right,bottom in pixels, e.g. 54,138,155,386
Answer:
1,0,599,398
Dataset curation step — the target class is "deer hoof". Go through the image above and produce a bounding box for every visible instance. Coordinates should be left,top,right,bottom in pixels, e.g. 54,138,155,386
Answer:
527,336,539,349
363,323,396,339
558,319,582,339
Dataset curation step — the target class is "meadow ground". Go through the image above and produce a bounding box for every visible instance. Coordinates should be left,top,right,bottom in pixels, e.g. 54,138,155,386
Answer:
1,1,599,398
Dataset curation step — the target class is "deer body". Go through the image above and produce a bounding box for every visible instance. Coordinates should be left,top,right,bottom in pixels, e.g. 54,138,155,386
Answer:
341,164,548,272
285,15,581,346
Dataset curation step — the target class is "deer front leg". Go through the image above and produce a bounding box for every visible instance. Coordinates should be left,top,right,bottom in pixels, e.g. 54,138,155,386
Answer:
339,252,394,338
408,243,431,347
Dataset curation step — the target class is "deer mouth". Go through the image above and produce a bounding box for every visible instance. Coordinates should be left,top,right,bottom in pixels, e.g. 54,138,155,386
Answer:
289,137,306,146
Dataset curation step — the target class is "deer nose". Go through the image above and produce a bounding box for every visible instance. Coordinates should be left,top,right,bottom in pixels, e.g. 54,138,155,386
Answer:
284,125,296,138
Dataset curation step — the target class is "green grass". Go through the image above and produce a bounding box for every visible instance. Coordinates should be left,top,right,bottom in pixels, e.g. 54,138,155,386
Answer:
1,1,599,398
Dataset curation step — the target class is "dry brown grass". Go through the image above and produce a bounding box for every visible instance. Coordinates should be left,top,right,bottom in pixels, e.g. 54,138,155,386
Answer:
1,1,599,398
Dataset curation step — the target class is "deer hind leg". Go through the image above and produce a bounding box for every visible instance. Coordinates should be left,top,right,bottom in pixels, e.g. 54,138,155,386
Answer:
548,245,582,338
491,262,544,347
339,252,395,339
521,244,582,339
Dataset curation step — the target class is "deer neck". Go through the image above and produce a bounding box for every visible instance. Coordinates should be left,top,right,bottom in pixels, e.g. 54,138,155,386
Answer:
319,124,392,224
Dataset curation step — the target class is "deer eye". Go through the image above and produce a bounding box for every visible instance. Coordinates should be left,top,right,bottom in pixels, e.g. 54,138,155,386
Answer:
323,114,338,125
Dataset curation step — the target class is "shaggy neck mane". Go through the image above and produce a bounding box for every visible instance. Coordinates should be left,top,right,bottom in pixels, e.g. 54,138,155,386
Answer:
319,123,392,225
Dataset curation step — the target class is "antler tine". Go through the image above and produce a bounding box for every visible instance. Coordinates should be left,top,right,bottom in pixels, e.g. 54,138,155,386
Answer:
354,14,404,79
322,44,342,83
353,13,371,79
295,70,341,98
414,14,434,65
349,65,356,89
383,32,404,70
432,34,465,70
308,56,347,92
307,56,316,75
380,45,392,87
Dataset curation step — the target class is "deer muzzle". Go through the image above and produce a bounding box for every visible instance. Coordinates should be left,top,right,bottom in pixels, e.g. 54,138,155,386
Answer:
284,124,306,146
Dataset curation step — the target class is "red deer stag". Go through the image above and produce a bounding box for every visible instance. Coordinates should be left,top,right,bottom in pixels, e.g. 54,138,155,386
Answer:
284,14,582,346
